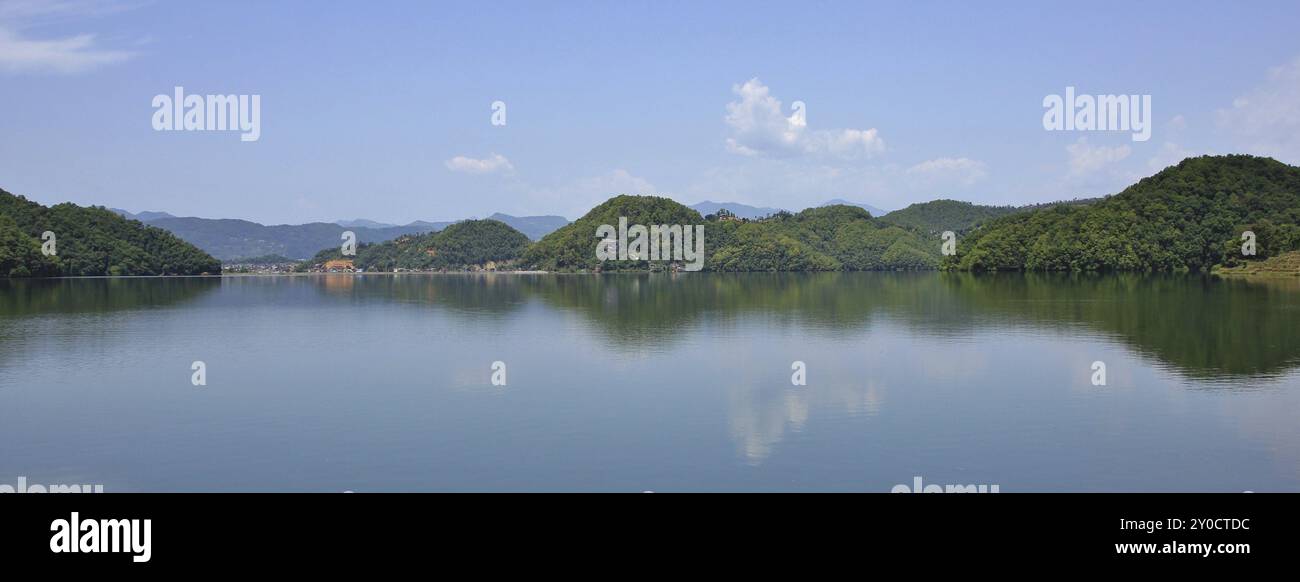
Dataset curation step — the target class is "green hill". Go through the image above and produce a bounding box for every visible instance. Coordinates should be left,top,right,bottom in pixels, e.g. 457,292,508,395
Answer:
522,195,940,272
523,195,705,271
708,205,939,271
302,219,531,271
0,188,221,277
880,199,1020,235
950,155,1300,272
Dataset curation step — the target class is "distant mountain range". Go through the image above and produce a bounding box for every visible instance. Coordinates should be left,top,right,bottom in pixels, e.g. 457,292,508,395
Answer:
109,210,569,261
688,199,890,219
334,218,398,229
331,214,568,239
689,201,786,219
111,209,177,222
485,213,570,240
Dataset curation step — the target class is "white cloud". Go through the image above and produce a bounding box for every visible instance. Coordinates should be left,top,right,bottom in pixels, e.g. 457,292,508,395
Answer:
724,78,884,160
906,157,988,186
724,78,802,157
814,127,885,159
1066,137,1131,176
1218,55,1300,164
444,153,514,175
0,0,137,74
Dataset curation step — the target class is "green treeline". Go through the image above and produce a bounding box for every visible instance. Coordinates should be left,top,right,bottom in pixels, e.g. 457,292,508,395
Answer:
0,189,221,277
8,154,1297,277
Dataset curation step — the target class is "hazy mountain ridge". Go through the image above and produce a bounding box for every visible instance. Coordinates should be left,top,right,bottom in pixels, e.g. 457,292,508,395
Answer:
142,217,444,261
106,210,569,261
487,213,570,240
690,201,786,219
111,209,177,222
334,218,399,229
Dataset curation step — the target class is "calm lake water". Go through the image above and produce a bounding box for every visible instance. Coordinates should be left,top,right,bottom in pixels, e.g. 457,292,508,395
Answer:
2,272,1298,492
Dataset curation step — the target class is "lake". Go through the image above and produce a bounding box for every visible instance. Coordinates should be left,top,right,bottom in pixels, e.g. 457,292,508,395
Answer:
1,272,1298,492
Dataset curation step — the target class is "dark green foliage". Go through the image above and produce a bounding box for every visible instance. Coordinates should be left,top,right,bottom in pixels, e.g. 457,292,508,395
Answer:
880,199,1020,235
709,222,840,271
224,254,296,264
708,204,939,271
1214,250,1300,276
522,195,940,271
951,155,1300,272
0,188,221,277
0,214,60,277
301,219,531,271
523,195,706,271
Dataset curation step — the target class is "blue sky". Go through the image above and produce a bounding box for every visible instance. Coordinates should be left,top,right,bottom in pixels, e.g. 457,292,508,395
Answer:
2,0,1299,224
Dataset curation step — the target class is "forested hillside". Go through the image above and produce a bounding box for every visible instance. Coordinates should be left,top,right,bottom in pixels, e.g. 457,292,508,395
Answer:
949,156,1300,272
880,200,1020,235
0,188,221,277
523,195,706,271
523,195,940,272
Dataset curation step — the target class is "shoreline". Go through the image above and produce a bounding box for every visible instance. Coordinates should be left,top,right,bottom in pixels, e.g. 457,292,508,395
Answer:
0,269,1265,281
